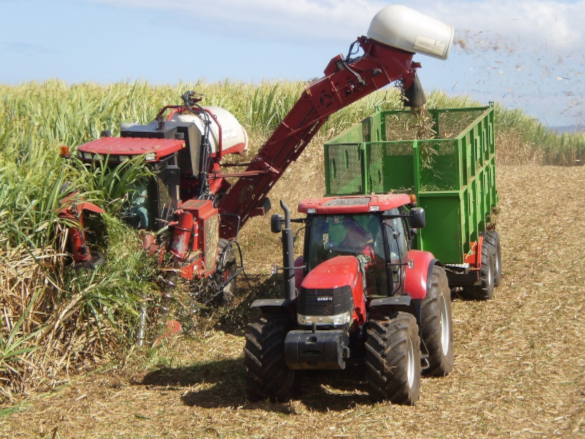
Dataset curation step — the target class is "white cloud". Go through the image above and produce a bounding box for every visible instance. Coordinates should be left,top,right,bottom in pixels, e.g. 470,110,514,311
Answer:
421,0,585,53
91,0,386,43
89,0,585,53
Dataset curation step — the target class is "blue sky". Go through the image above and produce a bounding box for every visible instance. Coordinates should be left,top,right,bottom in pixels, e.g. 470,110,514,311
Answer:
1,0,584,126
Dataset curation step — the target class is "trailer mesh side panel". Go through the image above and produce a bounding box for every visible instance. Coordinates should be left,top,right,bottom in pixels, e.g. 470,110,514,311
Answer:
418,140,458,191
366,143,384,193
326,143,362,195
437,110,484,139
328,142,416,195
381,142,415,193
385,112,435,141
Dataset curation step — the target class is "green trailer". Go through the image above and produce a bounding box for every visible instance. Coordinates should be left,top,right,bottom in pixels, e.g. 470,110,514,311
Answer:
323,103,502,299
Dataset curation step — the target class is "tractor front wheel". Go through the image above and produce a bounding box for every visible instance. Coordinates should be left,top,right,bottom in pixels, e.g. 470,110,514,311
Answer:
421,265,454,376
244,314,298,402
366,312,421,405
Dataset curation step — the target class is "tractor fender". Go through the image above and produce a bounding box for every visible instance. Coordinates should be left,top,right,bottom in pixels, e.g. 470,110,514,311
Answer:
404,250,439,300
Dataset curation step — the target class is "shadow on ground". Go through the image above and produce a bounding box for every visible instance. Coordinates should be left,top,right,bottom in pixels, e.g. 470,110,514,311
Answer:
139,357,371,412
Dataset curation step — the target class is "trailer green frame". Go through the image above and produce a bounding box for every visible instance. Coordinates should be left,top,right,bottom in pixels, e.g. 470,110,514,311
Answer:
323,104,498,264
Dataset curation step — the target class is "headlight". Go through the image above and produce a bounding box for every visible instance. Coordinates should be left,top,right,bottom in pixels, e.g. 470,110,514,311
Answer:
83,152,93,160
144,153,156,161
297,311,352,326
119,155,130,162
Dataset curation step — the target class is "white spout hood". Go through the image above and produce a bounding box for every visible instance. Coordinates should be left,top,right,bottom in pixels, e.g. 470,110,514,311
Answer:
367,5,454,60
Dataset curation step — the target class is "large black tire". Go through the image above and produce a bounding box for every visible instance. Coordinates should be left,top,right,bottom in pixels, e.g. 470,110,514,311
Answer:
216,238,237,304
421,265,454,376
471,239,496,300
366,312,421,405
244,314,298,402
484,231,502,287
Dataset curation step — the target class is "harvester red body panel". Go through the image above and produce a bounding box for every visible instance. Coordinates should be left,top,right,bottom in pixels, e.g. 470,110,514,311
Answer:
58,199,104,266
80,137,185,161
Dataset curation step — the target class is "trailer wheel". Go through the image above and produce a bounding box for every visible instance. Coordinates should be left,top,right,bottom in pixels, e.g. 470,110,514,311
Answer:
484,231,502,287
217,238,237,304
366,312,421,405
244,314,298,402
421,265,453,376
472,240,496,300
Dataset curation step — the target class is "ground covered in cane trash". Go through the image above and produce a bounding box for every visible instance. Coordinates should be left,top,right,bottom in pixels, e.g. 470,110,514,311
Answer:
2,164,585,438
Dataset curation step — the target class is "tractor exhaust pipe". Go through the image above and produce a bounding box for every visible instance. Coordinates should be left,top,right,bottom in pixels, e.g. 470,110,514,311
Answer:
280,201,297,301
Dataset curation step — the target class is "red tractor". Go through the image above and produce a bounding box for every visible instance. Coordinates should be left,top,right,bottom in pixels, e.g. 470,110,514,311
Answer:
244,195,453,404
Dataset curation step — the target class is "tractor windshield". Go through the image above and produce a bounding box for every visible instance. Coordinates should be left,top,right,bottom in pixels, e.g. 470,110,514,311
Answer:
306,214,388,297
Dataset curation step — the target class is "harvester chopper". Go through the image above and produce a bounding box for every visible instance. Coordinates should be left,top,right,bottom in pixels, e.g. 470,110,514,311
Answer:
67,5,455,343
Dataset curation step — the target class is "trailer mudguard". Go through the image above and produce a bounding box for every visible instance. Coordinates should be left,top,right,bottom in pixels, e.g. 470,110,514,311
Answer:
404,250,438,300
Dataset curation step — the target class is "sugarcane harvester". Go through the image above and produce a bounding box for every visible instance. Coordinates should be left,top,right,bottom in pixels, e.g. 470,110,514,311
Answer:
71,6,454,310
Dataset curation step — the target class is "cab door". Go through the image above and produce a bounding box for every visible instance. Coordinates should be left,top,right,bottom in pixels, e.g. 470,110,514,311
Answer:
384,208,409,294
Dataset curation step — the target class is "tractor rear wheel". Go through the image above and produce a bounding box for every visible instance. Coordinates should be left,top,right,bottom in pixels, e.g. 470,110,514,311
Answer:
244,314,298,402
421,265,453,376
366,312,421,405
217,238,237,304
484,231,502,287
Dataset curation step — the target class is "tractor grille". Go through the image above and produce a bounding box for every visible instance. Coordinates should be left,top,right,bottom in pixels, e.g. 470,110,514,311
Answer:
297,286,353,316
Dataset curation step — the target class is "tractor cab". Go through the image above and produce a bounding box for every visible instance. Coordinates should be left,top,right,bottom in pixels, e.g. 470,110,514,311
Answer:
299,194,425,299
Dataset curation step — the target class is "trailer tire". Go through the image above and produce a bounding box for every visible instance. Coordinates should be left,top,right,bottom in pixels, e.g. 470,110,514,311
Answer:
217,238,237,304
472,240,496,300
366,312,421,405
484,231,502,287
244,314,299,402
421,265,454,376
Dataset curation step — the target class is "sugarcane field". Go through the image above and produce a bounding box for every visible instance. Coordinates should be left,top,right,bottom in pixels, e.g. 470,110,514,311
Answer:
1,2,585,438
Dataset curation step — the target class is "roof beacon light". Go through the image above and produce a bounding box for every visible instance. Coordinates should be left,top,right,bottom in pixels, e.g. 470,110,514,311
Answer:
367,5,454,60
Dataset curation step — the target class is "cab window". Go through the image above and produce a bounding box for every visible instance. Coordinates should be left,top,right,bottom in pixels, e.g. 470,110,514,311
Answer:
385,208,408,293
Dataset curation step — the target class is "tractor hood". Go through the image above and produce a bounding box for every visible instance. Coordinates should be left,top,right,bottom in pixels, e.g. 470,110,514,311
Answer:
301,256,359,291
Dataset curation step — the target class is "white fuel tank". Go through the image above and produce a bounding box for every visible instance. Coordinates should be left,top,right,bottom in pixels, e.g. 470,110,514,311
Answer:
170,106,248,156
367,5,454,60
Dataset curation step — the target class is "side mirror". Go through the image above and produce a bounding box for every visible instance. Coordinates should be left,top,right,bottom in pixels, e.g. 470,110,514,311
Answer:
410,207,425,229
158,165,180,187
271,214,283,234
